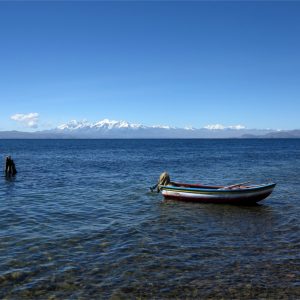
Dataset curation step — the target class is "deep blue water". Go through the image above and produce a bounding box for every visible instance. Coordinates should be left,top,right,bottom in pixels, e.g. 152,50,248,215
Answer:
0,139,299,299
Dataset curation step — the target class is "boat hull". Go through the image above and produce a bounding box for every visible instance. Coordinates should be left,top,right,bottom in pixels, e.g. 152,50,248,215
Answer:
161,183,276,204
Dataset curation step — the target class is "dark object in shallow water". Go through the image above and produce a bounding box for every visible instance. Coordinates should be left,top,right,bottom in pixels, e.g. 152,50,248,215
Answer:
159,181,276,204
5,156,17,176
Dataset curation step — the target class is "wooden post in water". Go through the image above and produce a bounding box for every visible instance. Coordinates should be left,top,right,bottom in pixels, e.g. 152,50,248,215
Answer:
5,156,17,176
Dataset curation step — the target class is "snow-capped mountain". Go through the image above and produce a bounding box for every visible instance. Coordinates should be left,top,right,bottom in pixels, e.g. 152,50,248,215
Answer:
49,119,275,138
53,119,181,137
57,119,145,131
56,119,178,131
1,118,296,139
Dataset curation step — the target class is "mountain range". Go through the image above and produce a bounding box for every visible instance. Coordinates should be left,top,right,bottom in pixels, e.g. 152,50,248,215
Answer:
1,119,300,139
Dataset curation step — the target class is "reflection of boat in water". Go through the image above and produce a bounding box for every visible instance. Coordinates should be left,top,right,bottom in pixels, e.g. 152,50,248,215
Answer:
159,182,276,204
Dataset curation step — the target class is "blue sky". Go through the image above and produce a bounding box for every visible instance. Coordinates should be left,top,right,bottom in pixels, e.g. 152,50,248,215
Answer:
0,1,299,131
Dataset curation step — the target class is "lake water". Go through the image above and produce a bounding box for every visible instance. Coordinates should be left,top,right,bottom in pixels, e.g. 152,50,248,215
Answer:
0,139,299,299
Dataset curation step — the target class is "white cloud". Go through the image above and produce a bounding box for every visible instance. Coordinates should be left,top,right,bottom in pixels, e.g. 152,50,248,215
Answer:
204,124,246,130
11,113,39,128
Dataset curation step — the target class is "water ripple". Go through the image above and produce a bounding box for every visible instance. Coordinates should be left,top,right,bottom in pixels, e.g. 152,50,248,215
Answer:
0,139,299,298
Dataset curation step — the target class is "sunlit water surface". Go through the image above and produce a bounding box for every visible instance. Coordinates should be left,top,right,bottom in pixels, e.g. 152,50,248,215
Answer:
0,139,299,299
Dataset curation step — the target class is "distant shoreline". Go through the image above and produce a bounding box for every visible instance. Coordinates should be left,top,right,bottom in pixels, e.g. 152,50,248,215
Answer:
1,128,300,139
1,137,300,140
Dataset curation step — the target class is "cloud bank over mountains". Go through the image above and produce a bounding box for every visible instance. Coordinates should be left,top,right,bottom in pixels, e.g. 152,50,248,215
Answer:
4,117,300,138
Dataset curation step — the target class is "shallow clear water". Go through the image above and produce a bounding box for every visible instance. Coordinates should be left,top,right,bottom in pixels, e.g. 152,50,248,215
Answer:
0,139,299,299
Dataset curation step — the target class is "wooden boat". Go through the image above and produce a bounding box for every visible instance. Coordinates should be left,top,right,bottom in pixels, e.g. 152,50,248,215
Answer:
159,181,276,204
